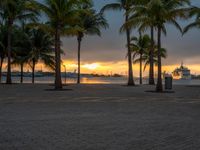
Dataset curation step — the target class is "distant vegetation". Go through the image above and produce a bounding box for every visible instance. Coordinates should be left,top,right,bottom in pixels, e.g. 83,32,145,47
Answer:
0,0,199,92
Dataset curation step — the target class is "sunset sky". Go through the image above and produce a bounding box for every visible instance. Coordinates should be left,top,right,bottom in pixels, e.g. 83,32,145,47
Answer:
59,0,200,76
9,0,200,76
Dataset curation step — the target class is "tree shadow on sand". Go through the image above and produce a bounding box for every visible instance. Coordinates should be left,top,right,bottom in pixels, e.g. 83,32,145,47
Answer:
145,90,175,93
45,84,73,91
45,88,73,91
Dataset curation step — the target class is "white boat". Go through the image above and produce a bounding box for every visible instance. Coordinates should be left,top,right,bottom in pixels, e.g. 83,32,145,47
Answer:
172,63,191,80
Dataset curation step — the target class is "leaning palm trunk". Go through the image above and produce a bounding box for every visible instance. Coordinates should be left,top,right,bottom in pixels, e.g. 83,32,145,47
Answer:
156,27,163,92
77,35,82,84
6,20,12,84
125,12,135,86
20,63,24,83
149,27,155,85
139,54,142,84
55,26,62,89
0,57,3,83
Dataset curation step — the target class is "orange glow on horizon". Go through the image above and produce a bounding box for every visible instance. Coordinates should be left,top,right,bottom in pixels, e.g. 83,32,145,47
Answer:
62,61,200,76
2,60,200,76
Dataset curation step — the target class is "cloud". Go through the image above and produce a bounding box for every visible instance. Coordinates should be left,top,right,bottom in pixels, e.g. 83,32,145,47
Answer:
61,0,200,67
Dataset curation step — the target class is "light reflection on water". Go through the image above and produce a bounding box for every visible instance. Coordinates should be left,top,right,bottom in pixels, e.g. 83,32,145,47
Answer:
1,76,128,84
1,76,200,85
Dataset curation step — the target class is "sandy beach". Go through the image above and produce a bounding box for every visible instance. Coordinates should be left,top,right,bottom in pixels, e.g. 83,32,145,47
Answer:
0,84,200,150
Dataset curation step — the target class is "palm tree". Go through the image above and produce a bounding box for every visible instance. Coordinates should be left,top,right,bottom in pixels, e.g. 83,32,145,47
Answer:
142,46,167,73
152,0,190,92
184,7,200,33
101,0,138,86
149,26,155,85
0,25,7,83
73,6,108,84
12,51,29,84
0,43,4,83
26,28,55,84
0,0,38,84
12,27,30,83
130,34,150,84
37,0,83,89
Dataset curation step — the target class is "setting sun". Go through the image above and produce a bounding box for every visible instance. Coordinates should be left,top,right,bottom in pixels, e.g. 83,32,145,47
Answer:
82,63,100,70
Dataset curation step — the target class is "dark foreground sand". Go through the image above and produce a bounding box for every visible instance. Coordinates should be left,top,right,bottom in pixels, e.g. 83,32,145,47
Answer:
0,84,200,150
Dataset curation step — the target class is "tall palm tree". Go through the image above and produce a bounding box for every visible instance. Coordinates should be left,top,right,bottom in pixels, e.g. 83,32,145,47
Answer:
0,24,21,83
101,0,139,86
37,0,83,89
0,25,7,83
152,0,190,92
26,28,55,84
73,7,108,84
149,26,155,85
131,34,150,84
0,0,38,84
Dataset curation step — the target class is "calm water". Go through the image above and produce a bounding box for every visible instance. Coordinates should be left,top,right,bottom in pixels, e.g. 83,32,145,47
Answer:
1,76,200,85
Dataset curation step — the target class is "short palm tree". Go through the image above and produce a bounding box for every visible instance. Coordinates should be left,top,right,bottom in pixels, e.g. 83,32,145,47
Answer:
0,44,4,83
12,27,30,83
26,28,55,83
37,0,82,89
12,51,29,84
0,0,38,84
142,46,167,73
131,34,150,84
73,7,108,84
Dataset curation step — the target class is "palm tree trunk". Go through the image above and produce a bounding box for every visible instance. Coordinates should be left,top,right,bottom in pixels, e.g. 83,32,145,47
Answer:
0,57,3,83
77,36,82,84
156,27,163,92
32,60,35,84
125,12,135,86
55,26,62,89
6,19,12,84
149,26,155,85
139,54,142,84
20,63,23,83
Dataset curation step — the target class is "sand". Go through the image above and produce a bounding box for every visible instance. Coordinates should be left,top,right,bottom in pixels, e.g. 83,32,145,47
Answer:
0,84,200,150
